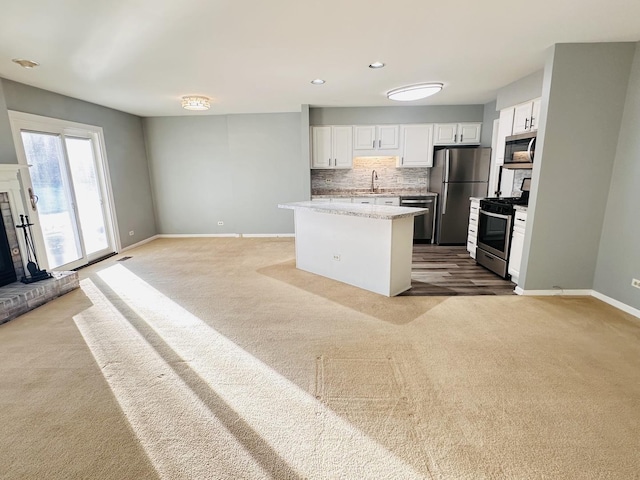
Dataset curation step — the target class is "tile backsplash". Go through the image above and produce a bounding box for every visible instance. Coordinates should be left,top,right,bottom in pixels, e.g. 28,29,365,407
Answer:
512,170,532,196
311,157,428,194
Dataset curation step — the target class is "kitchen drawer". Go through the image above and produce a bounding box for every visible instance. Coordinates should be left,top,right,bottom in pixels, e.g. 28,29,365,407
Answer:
352,197,375,204
375,197,400,206
467,233,477,246
469,211,478,226
467,242,476,258
514,211,527,232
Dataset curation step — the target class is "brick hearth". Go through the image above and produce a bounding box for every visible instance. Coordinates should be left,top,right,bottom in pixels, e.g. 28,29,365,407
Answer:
0,271,79,325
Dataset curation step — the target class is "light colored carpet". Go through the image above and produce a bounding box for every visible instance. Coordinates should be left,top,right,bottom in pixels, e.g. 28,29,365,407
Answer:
1,237,639,479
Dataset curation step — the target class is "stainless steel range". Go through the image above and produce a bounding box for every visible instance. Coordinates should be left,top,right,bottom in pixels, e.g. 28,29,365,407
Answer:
476,179,530,278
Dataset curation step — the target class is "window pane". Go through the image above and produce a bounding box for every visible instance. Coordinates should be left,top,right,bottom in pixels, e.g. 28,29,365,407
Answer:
65,137,108,255
21,131,82,268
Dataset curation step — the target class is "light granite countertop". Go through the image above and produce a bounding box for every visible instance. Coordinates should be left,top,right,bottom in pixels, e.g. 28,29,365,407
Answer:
278,201,429,220
312,190,437,198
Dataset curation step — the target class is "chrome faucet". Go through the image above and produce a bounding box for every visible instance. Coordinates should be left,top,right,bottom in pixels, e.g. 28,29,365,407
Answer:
371,170,378,193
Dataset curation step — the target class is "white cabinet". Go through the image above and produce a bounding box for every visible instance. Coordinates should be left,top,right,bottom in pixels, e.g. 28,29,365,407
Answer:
508,209,527,284
375,197,400,206
434,123,482,145
351,196,400,205
354,125,399,151
512,98,541,134
311,126,353,169
311,197,352,203
467,199,480,259
398,124,434,168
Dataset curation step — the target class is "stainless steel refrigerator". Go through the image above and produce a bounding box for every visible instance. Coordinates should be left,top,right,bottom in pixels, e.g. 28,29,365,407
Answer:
429,147,491,245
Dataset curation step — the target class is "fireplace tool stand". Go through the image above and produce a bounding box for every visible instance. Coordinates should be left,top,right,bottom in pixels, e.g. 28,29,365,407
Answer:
16,214,52,283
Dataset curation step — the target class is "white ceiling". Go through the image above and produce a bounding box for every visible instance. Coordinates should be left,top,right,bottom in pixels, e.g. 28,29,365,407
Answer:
1,0,640,117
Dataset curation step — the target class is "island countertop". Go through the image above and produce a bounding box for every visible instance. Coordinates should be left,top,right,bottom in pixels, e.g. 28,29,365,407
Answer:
278,201,428,220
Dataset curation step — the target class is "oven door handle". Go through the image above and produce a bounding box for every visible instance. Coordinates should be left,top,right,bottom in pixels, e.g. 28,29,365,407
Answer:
480,209,511,221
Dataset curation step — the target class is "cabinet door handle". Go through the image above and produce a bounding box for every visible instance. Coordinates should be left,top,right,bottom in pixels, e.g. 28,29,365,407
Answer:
454,134,457,143
378,139,381,148
460,134,463,142
372,140,375,148
401,156,404,165
525,118,529,129
530,117,535,129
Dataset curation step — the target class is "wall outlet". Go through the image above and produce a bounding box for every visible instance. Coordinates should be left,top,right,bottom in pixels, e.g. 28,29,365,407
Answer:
325,178,332,183
217,221,224,226
632,278,640,289
332,254,341,261
129,230,134,236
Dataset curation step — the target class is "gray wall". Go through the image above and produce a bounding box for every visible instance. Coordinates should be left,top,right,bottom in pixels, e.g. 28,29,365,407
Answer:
594,42,640,310
481,100,500,147
520,43,635,291
0,78,157,249
496,70,544,111
144,113,307,235
309,105,484,125
0,81,18,164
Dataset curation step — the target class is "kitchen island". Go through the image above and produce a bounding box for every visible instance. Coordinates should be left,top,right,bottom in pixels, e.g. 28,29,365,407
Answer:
278,201,428,296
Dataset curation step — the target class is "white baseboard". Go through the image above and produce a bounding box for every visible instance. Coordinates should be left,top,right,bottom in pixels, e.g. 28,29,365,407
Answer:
514,286,640,319
121,235,159,252
241,233,295,238
592,290,640,319
157,234,241,238
514,287,593,296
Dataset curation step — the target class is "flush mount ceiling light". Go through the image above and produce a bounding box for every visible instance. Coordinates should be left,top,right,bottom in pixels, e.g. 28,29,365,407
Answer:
181,96,211,111
311,79,325,85
12,58,39,69
387,82,443,101
369,62,385,69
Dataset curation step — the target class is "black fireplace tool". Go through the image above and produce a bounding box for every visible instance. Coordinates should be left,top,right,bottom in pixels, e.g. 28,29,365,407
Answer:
16,214,52,283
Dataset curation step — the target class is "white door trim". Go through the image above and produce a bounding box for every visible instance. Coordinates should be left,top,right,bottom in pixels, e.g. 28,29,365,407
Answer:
8,111,121,270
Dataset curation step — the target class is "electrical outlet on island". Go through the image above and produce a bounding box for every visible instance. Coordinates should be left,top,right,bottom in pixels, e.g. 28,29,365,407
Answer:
632,278,640,289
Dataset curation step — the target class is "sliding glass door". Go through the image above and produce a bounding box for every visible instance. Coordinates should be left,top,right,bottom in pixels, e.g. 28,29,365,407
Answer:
12,115,116,271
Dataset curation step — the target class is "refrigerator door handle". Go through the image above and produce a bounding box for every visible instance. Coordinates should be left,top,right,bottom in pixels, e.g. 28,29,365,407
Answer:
442,183,448,215
444,150,450,183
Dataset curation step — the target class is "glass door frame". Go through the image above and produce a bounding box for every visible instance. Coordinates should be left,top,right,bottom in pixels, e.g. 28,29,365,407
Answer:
8,111,120,271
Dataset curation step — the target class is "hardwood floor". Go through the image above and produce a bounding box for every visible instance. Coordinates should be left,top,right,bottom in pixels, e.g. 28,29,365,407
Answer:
402,244,516,296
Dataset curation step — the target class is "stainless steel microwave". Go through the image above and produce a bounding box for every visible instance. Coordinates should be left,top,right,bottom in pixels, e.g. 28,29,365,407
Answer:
504,131,536,169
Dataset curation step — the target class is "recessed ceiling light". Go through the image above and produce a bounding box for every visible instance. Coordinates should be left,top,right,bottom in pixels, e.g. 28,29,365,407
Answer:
181,96,211,110
12,58,39,69
369,62,385,69
311,79,325,85
387,83,443,101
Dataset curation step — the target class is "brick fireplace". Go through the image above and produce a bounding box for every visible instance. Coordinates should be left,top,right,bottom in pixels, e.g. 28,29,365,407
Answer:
0,165,79,325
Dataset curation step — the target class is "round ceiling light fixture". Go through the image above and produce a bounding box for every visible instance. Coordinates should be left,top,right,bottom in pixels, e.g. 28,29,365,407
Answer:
369,62,385,69
12,58,39,69
181,96,211,111
311,79,325,85
387,82,443,101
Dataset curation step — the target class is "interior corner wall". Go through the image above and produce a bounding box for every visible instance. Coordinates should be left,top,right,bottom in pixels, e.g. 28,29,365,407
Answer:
481,100,499,147
143,112,306,235
0,79,157,249
520,43,635,291
594,42,640,310
495,70,544,111
0,81,18,164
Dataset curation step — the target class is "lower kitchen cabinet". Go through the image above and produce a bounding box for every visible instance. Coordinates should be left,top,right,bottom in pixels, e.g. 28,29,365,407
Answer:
352,197,400,206
467,199,480,258
508,209,527,283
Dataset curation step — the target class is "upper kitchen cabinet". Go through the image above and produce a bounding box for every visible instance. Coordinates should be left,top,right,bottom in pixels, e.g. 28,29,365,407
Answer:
353,125,400,151
311,126,353,169
512,98,541,134
433,123,482,145
397,124,434,168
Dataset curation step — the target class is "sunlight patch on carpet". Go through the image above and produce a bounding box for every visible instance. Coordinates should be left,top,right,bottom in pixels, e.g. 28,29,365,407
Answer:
95,264,429,479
